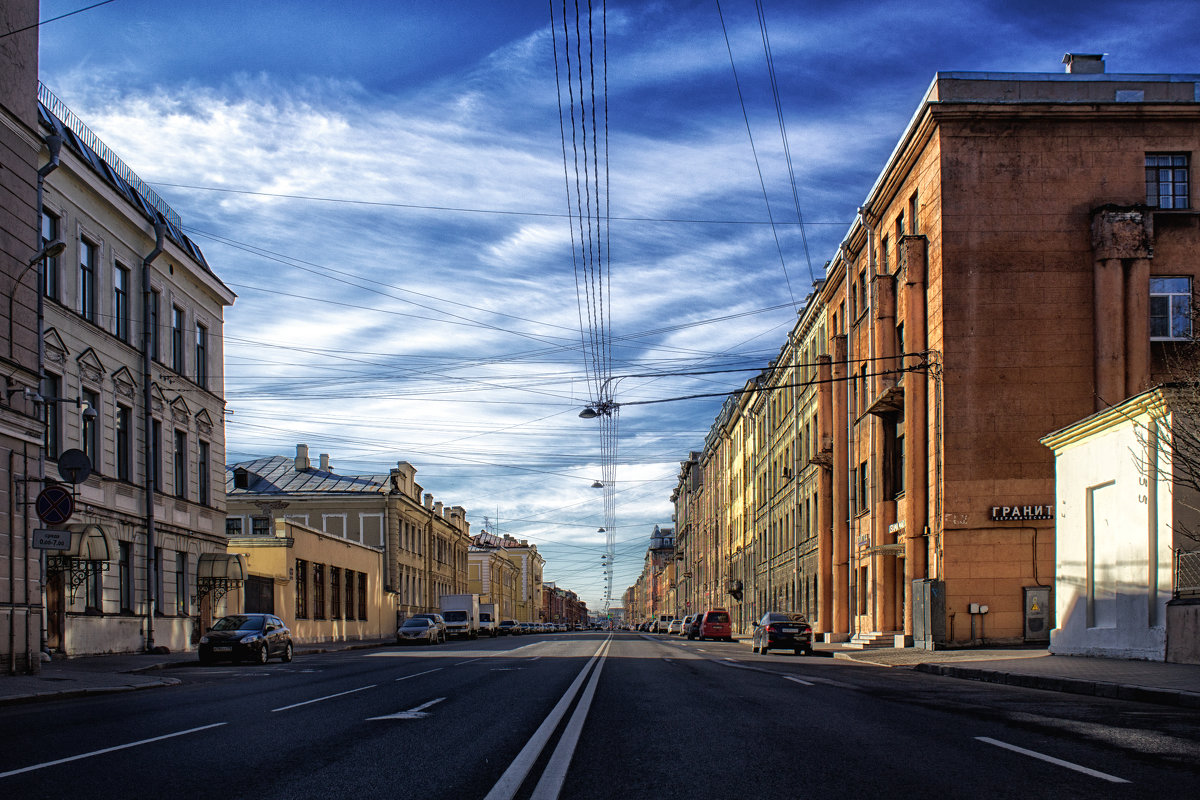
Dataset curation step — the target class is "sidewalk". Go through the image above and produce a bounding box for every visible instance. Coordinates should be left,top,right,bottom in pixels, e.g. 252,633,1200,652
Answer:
0,638,394,707
726,634,1200,709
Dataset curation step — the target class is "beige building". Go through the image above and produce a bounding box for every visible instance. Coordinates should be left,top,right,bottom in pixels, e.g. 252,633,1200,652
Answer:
468,533,521,620
1,0,44,674
228,518,391,643
32,85,234,657
226,445,471,627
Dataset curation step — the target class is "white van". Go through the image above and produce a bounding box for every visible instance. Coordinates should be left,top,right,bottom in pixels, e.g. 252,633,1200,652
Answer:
654,614,673,633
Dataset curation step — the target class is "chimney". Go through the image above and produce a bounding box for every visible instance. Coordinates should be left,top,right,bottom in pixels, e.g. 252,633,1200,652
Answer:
295,443,310,471
319,453,331,471
423,493,433,509
1062,53,1105,74
434,501,444,518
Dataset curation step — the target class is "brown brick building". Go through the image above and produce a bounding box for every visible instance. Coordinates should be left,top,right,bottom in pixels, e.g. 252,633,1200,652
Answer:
671,58,1200,647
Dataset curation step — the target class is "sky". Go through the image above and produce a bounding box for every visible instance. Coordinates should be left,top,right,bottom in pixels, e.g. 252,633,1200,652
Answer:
31,0,1200,610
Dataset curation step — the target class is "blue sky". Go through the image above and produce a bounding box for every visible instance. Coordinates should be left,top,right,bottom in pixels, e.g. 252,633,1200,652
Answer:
34,0,1200,609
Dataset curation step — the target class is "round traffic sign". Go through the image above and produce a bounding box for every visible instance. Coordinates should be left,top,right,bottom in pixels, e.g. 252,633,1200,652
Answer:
36,485,74,525
57,449,92,485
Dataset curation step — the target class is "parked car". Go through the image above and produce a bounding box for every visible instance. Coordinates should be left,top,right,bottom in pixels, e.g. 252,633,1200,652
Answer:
667,618,683,635
397,617,442,645
698,609,733,641
680,615,695,636
686,613,703,639
654,614,673,633
409,613,448,643
752,611,814,655
199,613,293,665
498,619,521,635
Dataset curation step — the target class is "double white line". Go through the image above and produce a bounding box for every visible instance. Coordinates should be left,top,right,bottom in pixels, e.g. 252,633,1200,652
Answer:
484,636,612,800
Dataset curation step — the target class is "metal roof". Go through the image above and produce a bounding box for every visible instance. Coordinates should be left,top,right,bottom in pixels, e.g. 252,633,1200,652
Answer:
225,456,389,496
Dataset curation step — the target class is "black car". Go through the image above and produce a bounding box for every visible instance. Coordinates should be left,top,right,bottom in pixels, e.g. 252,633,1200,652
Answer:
685,613,703,639
407,613,447,643
751,612,814,655
497,619,520,635
199,614,293,665
397,617,442,645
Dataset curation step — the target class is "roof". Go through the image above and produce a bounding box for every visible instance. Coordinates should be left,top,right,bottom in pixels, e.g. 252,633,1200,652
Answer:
225,455,389,496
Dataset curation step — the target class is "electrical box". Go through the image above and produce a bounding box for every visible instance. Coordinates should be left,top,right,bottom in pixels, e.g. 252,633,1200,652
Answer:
1023,586,1051,642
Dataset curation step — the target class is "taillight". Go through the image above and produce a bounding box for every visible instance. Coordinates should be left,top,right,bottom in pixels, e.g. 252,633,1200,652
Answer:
767,624,781,634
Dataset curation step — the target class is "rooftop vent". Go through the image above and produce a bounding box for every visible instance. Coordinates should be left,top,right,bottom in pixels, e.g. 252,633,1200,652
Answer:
1062,53,1105,74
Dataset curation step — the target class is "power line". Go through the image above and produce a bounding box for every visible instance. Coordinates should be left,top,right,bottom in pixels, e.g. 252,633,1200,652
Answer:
0,0,117,39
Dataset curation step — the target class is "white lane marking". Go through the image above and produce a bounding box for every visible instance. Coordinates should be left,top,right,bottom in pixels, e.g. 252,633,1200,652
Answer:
974,737,1130,784
456,658,482,666
395,668,442,682
784,675,815,686
367,697,446,720
271,684,376,712
0,723,227,779
530,638,611,799
484,636,612,800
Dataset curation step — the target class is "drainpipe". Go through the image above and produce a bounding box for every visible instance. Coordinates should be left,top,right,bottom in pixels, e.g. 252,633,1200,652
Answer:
34,132,62,664
142,218,165,652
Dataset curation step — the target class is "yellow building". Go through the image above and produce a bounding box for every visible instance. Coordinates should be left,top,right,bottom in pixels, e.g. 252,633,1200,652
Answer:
228,518,390,643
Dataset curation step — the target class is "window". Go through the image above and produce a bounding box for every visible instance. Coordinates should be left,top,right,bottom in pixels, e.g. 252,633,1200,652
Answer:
880,234,889,272
154,547,164,615
119,540,133,612
892,416,906,498
83,560,102,612
151,419,162,492
171,306,185,373
114,264,130,342
345,570,355,619
176,552,188,615
43,373,61,459
195,323,208,389
295,560,308,618
1150,276,1192,340
80,238,97,322
82,389,99,470
1146,154,1189,209
198,441,210,505
251,516,270,536
174,430,187,498
857,459,869,512
357,571,367,620
149,288,160,361
116,404,132,481
330,567,341,618
908,191,919,234
41,211,59,301
313,564,326,620
226,518,243,536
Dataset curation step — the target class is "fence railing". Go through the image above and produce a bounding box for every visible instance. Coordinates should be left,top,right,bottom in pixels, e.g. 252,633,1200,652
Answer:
38,82,182,230
1176,550,1200,598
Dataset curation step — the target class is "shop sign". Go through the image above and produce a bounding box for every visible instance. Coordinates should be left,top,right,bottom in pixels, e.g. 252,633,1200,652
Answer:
989,504,1053,522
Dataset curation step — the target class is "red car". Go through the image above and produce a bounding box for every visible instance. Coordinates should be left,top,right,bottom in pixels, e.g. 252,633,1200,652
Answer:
697,608,733,641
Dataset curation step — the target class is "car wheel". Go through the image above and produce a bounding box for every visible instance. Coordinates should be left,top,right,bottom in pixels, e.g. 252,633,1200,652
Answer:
282,642,293,663
258,644,270,664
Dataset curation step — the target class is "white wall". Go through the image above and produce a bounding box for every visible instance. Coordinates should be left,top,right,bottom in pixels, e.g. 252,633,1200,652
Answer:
1051,414,1173,660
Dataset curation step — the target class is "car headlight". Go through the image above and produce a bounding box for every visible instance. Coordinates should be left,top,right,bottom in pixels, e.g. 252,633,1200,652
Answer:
199,635,210,644
239,634,261,644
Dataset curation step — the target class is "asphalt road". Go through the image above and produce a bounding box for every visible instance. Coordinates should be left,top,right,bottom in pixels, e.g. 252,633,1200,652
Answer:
1,632,1197,798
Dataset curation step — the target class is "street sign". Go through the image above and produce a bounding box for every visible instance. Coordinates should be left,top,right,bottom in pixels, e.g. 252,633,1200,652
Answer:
32,529,71,550
57,449,92,484
36,485,74,525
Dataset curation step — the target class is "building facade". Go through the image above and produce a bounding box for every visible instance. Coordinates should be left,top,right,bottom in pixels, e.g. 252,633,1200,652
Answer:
1,0,44,674
34,85,234,657
226,446,472,629
642,59,1200,650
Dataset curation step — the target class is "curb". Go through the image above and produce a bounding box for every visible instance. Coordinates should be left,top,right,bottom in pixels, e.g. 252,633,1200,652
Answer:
0,676,181,707
915,663,1200,709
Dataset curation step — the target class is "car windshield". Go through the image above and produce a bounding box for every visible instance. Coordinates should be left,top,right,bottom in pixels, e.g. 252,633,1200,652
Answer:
443,611,467,622
765,612,806,623
401,618,430,628
706,613,729,623
212,615,264,632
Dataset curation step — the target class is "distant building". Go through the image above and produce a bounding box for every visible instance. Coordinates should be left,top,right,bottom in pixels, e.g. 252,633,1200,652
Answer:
226,446,472,631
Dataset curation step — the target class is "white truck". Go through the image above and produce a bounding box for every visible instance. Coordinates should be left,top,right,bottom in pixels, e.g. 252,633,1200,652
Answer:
479,602,498,637
439,594,480,640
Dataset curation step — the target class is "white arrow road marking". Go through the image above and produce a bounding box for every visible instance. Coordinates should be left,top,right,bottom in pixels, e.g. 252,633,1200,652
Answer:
975,737,1130,783
368,697,446,720
395,668,442,682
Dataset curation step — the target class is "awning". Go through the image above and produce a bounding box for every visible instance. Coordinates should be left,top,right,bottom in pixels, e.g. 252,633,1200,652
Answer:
197,552,246,581
62,523,113,561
